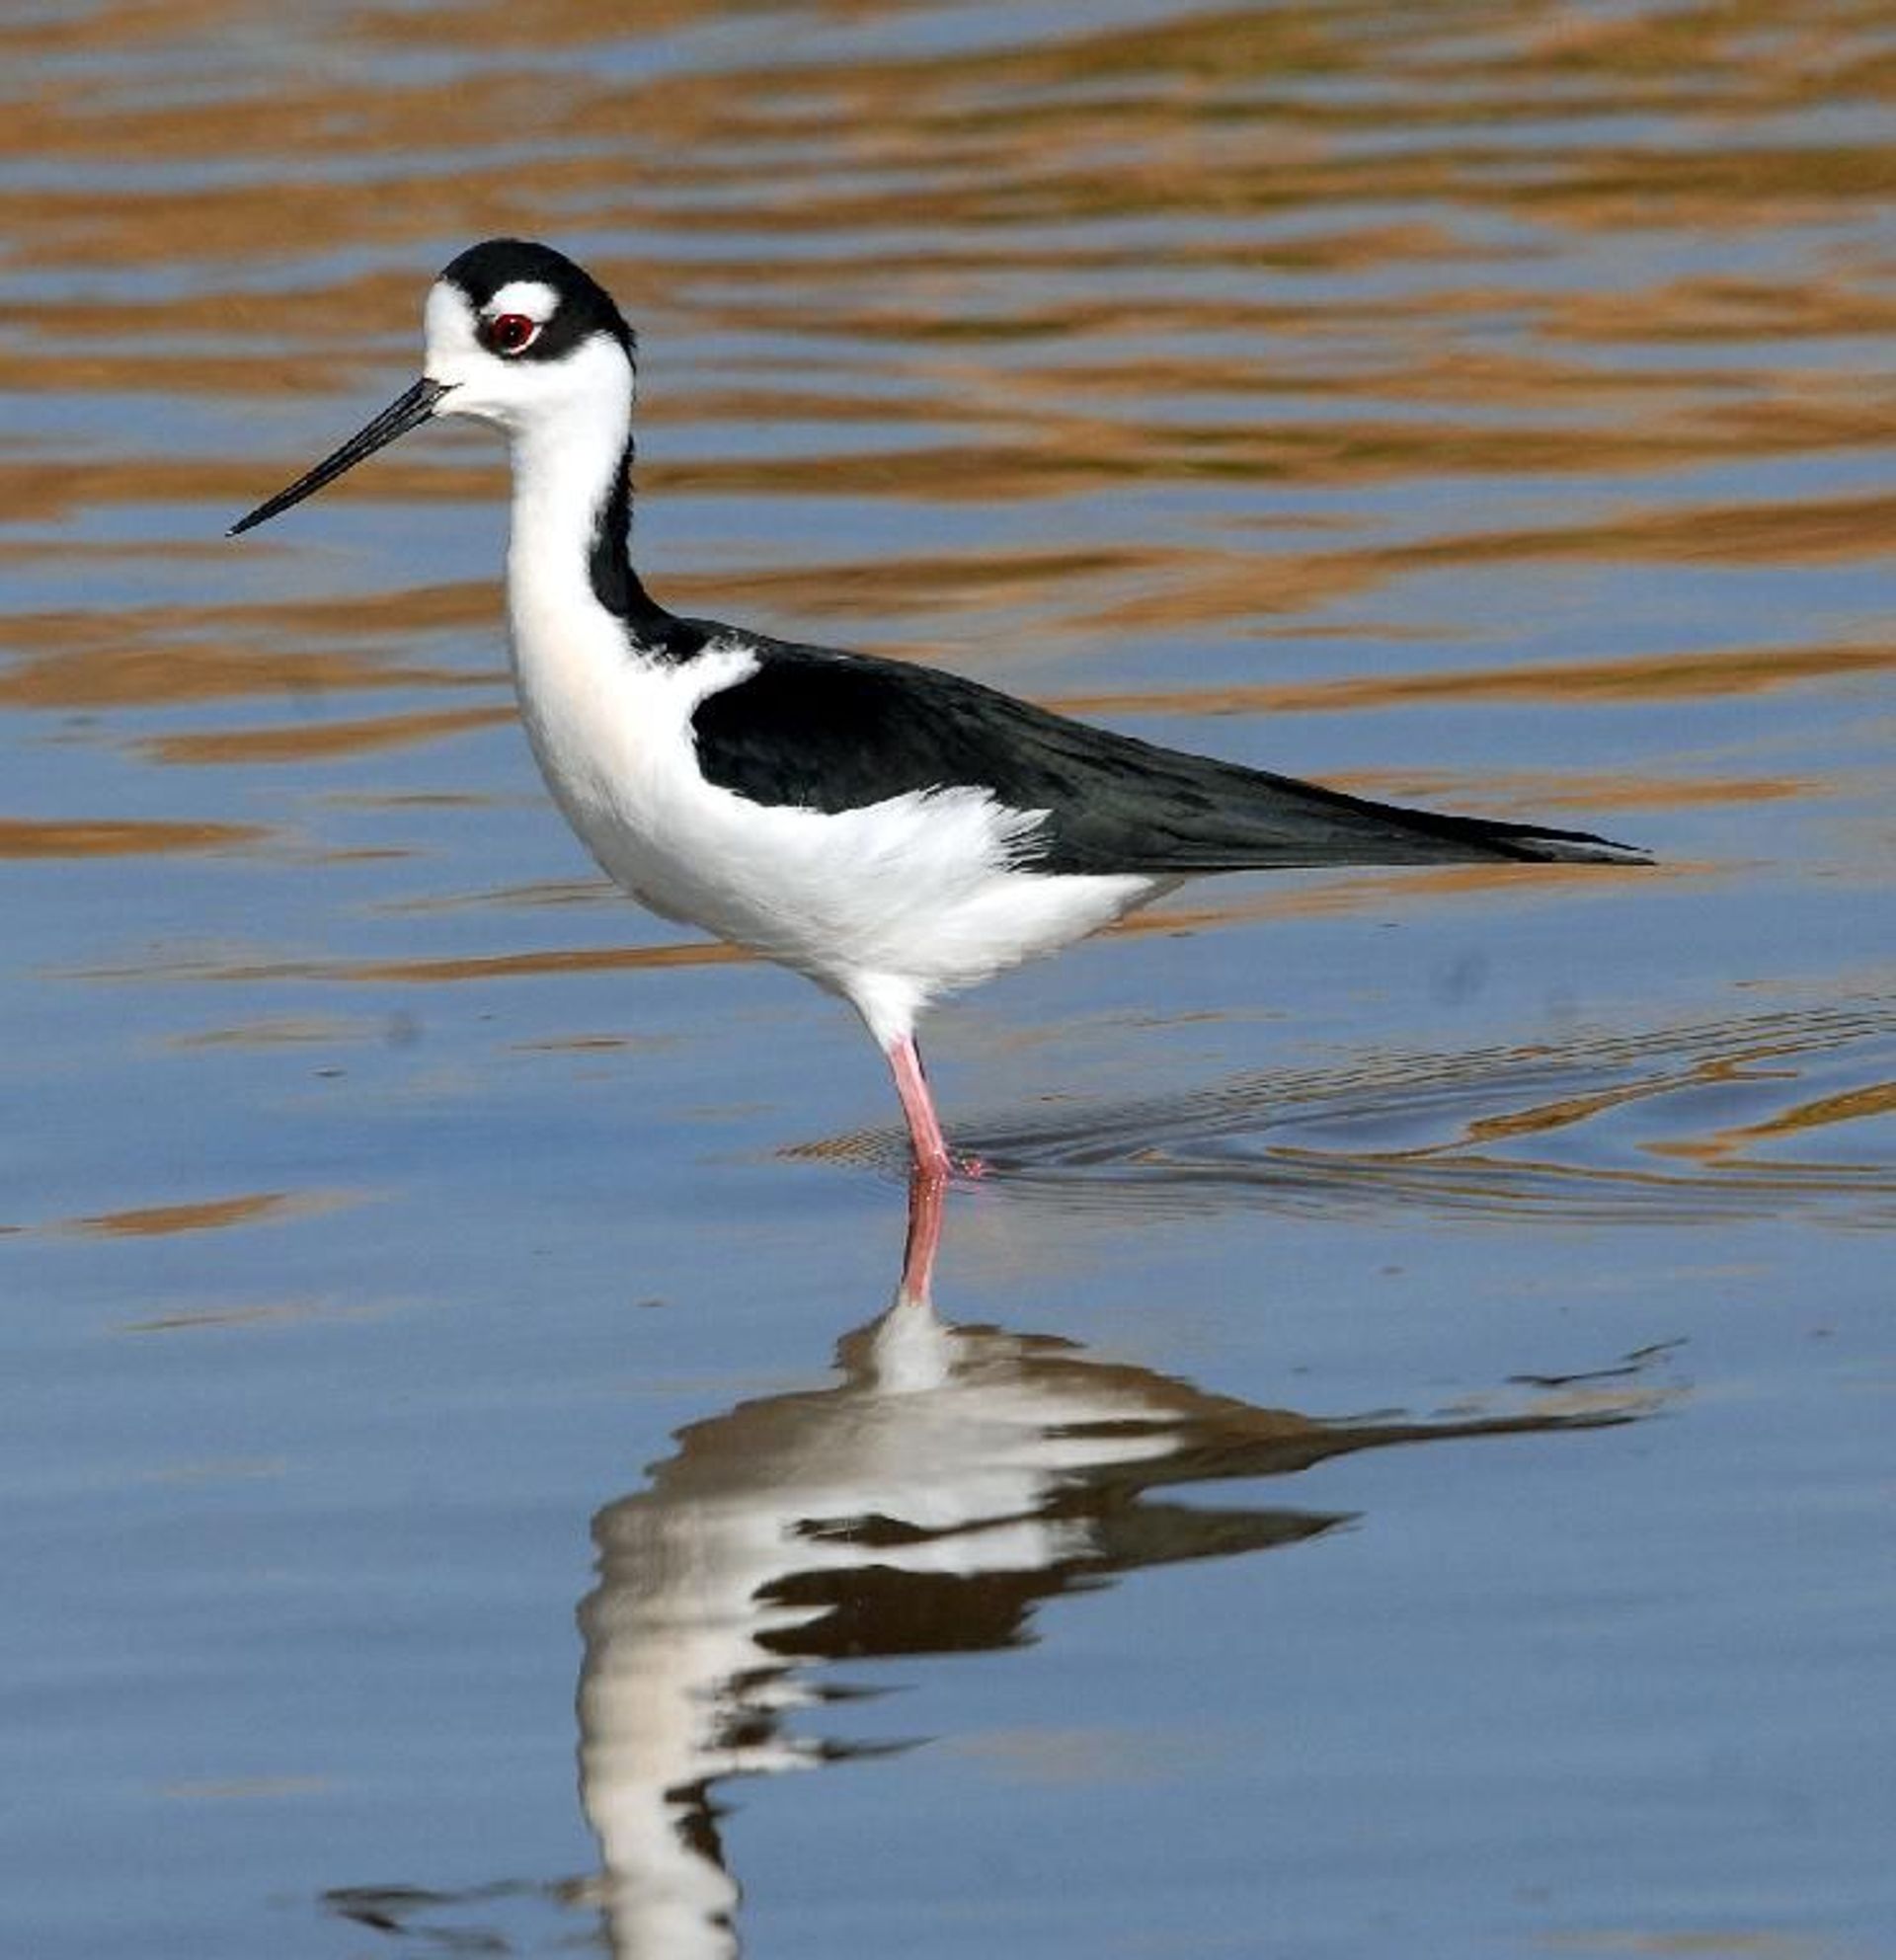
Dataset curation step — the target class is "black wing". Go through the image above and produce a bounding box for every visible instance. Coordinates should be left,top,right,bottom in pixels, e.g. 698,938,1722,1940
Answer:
687,632,1649,875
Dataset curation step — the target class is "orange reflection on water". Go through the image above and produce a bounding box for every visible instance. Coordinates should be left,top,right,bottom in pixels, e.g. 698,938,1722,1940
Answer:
63,1188,358,1238
1649,1079,1896,1168
1054,640,1894,719
337,941,749,985
0,818,266,857
142,702,513,766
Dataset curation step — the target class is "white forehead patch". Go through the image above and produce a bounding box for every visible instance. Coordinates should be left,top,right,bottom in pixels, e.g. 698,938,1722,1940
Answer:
424,279,479,361
485,279,559,323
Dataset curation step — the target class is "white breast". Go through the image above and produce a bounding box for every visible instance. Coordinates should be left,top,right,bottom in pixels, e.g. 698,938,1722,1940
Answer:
513,609,1154,1009
500,390,1154,1035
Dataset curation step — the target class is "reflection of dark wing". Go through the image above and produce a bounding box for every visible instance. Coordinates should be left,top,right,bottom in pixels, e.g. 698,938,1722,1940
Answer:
761,1503,1343,1665
689,633,1650,875
573,1287,1657,1960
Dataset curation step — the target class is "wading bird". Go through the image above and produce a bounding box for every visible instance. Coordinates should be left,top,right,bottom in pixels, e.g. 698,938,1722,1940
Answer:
233,240,1647,1181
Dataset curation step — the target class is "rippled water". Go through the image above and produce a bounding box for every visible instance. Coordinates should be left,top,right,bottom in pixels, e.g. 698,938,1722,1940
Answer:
3,4,1891,1957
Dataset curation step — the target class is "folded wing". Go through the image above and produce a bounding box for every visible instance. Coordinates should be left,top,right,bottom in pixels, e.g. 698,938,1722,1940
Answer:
688,637,1650,876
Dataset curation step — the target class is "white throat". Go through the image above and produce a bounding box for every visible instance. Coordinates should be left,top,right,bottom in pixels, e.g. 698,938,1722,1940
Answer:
501,336,636,636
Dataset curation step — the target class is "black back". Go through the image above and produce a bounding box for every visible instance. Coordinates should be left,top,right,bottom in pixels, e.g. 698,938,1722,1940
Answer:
688,633,1644,875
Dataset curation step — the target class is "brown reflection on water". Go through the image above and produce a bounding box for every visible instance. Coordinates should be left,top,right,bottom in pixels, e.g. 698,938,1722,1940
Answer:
60,1188,357,1238
166,1015,383,1051
0,641,458,713
0,455,500,526
0,590,488,712
629,397,1889,506
330,942,750,986
676,480,1884,645
661,549,1159,632
449,491,1871,668
1110,859,1662,944
5,0,1885,907
1649,1079,1896,1169
1055,488,1892,643
1554,274,1896,348
142,702,513,766
1054,640,1895,719
66,940,744,988
7,2,1885,497
947,1003,1896,1228
1365,494,1895,573
1331,772,1801,817
0,818,265,857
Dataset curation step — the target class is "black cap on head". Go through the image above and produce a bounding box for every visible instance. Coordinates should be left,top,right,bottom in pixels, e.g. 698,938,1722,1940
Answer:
438,238,636,361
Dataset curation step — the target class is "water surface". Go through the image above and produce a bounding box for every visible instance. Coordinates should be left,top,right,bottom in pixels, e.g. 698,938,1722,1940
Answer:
2,3,1891,1956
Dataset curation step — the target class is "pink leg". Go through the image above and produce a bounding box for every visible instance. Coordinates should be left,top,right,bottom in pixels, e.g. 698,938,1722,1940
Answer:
887,1034,953,1183
899,1169,945,1302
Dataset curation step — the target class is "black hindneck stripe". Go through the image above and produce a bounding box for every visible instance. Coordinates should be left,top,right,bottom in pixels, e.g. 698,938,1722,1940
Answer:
587,439,639,617
585,439,709,661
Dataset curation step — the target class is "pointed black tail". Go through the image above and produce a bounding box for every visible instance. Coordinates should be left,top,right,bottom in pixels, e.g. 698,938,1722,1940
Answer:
1374,801,1653,868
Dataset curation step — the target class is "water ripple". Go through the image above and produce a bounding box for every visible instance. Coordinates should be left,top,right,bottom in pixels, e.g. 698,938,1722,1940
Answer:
826,1001,1896,1227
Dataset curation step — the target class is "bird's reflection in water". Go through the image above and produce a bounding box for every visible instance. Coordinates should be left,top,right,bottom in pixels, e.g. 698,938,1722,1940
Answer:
327,1183,1656,1954
569,1177,1642,1959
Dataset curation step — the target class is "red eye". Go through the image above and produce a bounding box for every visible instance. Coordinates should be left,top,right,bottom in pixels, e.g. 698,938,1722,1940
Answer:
486,312,537,354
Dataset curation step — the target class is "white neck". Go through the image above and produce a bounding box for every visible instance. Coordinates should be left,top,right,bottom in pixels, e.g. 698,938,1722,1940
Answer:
502,338,637,651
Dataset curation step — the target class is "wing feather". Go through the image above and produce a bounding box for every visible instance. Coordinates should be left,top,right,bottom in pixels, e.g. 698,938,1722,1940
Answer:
687,636,1649,875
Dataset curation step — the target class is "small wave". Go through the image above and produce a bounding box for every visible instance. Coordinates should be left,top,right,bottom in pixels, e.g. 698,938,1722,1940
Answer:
817,999,1896,1229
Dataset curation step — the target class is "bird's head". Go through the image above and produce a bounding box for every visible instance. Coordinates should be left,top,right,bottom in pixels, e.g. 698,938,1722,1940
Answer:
229,238,637,536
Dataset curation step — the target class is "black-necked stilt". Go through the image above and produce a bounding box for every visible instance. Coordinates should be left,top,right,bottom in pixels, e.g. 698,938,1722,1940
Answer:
232,239,1650,1183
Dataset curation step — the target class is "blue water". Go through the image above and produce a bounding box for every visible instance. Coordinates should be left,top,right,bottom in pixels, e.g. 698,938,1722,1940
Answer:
2,2,1891,1955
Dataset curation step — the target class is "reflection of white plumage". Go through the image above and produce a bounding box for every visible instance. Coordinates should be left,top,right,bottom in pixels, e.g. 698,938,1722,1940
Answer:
573,1195,1615,1958
578,1294,1192,1960
231,237,1648,1180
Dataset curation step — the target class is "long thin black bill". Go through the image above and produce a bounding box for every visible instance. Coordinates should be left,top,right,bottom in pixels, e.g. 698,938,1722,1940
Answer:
228,377,453,537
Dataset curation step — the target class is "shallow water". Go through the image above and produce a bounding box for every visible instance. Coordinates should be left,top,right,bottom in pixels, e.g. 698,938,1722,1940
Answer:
3,3,1892,1956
